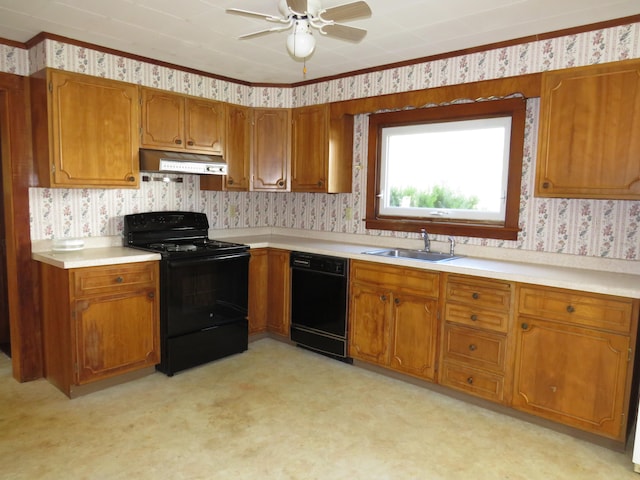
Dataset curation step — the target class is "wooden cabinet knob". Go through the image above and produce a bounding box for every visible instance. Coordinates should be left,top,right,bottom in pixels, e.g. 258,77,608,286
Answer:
115,276,124,283
187,140,194,146
228,178,234,185
380,295,387,302
470,314,478,321
542,182,550,188
566,305,575,313
127,176,135,182
467,377,474,385
468,344,477,351
277,180,285,187
175,139,182,145
148,292,155,299
521,322,529,330
472,292,479,300
394,298,400,305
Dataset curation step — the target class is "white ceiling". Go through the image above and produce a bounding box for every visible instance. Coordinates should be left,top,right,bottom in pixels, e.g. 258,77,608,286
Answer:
0,0,638,84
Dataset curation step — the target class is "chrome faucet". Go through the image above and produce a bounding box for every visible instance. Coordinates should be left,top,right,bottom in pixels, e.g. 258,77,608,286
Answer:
448,236,456,256
420,228,430,252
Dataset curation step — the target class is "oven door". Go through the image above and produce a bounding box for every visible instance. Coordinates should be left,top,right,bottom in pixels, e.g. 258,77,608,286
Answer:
164,252,249,338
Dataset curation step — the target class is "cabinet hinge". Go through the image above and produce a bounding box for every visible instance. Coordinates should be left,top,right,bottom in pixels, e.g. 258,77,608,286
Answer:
629,348,633,362
48,81,53,93
51,163,56,174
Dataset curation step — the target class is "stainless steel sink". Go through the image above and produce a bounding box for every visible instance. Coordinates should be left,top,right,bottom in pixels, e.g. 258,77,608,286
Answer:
362,248,461,263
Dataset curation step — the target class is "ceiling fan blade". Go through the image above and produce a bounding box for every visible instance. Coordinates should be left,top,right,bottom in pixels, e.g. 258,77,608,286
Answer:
238,26,291,39
226,8,282,22
320,1,372,23
321,23,367,42
286,0,308,15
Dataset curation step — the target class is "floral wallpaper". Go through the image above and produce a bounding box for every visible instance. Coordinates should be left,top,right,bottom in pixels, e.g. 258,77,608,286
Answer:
5,20,640,260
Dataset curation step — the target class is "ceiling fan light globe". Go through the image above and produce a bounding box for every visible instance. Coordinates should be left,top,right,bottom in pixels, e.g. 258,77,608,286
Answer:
286,31,316,58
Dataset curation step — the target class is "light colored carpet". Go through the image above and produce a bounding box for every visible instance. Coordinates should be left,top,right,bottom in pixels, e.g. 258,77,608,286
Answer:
0,338,637,479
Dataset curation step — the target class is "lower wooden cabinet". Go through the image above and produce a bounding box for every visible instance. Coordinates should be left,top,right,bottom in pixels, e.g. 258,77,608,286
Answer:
248,248,290,337
439,274,515,403
349,260,439,381
40,261,160,397
512,285,638,441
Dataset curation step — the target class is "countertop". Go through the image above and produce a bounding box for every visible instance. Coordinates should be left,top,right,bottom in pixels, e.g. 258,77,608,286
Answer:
32,234,640,299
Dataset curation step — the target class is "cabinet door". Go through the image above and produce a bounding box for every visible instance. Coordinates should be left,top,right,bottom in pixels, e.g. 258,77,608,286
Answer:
140,89,184,149
46,70,139,187
291,105,328,192
266,249,290,336
251,109,290,191
536,59,640,199
185,98,224,154
74,289,159,384
225,104,251,191
390,293,438,381
349,282,392,364
512,317,630,440
248,248,268,334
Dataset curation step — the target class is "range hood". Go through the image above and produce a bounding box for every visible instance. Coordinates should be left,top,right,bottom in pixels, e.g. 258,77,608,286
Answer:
139,149,227,175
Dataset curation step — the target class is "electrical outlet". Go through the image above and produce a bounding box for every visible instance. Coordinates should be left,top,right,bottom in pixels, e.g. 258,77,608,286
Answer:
345,207,353,221
229,205,237,217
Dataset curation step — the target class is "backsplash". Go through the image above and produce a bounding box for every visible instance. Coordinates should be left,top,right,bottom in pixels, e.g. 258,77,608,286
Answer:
11,20,640,261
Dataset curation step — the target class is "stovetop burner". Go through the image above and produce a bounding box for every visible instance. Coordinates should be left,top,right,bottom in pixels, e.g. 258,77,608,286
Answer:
123,211,249,259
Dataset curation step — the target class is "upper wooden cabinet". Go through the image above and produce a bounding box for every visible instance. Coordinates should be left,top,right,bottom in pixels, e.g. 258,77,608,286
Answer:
251,108,291,191
140,88,224,155
291,104,354,193
30,69,140,188
536,59,640,199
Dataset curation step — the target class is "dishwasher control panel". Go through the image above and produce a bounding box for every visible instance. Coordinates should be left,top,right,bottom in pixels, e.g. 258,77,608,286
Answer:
290,251,347,275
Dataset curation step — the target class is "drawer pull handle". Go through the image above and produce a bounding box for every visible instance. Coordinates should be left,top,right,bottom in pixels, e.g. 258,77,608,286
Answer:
521,322,529,330
468,344,477,351
470,314,478,321
472,292,479,300
115,276,124,283
566,305,575,313
467,376,474,385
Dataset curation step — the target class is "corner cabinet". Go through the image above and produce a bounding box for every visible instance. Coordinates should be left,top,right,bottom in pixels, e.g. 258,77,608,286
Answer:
247,248,290,337
140,88,224,155
40,261,160,397
291,104,354,193
349,260,439,381
251,108,291,191
513,285,639,441
30,69,140,188
536,59,640,199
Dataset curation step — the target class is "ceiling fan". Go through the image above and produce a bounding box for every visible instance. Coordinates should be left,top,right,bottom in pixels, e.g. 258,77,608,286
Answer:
226,0,372,59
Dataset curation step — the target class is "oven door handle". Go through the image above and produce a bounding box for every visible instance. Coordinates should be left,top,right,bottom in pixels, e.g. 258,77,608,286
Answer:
167,252,250,268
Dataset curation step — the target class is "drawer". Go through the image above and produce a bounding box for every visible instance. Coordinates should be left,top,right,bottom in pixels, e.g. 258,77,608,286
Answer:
351,260,439,297
518,286,634,333
445,275,512,311
442,324,507,372
73,262,157,297
440,362,505,403
444,303,509,332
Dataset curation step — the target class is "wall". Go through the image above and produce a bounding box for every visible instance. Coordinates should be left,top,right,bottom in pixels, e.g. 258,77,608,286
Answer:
5,21,640,261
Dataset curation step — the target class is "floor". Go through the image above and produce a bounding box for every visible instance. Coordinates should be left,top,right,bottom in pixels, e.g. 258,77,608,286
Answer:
0,338,638,480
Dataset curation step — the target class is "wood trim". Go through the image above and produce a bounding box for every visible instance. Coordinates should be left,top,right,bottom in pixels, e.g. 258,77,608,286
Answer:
330,74,541,116
0,15,636,89
291,14,640,87
0,72,42,381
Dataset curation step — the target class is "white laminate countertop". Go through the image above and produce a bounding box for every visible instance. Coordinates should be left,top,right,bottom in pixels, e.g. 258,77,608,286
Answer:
32,234,640,299
32,246,161,269
221,234,640,299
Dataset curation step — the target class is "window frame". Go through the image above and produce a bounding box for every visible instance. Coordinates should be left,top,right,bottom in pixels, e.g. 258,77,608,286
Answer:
365,97,526,240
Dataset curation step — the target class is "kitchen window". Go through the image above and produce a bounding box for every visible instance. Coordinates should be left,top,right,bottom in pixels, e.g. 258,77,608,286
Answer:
366,97,526,240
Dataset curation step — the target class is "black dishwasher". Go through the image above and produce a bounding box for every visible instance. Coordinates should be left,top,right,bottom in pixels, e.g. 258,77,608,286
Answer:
290,251,351,361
